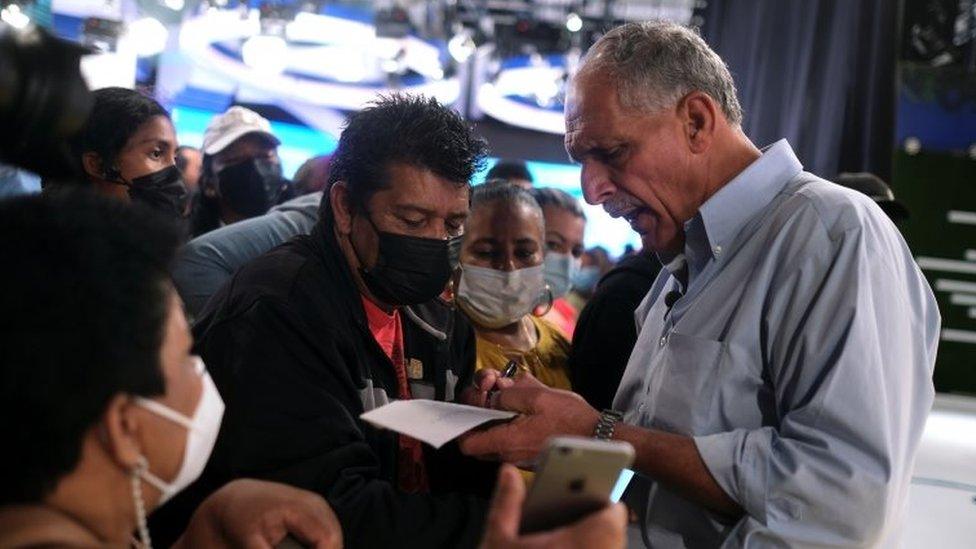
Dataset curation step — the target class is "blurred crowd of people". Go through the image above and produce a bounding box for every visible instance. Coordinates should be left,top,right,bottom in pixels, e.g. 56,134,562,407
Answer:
0,18,933,549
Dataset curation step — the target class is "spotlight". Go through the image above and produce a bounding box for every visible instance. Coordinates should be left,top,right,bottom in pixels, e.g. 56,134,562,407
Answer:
382,47,408,75
448,30,476,64
904,137,922,155
533,77,561,108
566,13,582,33
1,4,30,29
241,34,288,75
126,17,168,57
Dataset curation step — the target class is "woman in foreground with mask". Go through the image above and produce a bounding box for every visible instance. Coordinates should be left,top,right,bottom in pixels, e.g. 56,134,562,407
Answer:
52,87,190,221
0,192,341,549
456,182,572,389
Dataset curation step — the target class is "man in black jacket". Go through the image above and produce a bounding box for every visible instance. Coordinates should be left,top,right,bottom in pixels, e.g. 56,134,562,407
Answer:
151,95,495,547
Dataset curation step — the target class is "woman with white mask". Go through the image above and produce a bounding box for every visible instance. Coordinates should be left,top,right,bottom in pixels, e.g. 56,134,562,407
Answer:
530,187,587,339
456,181,572,390
0,193,341,549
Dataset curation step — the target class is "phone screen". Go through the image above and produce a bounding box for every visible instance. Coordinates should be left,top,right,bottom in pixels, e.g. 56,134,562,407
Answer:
609,468,634,503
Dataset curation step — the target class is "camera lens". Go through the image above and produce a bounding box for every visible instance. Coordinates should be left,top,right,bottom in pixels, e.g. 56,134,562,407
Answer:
0,24,93,178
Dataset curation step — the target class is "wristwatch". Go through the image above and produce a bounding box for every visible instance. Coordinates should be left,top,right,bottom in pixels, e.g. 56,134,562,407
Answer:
593,409,624,441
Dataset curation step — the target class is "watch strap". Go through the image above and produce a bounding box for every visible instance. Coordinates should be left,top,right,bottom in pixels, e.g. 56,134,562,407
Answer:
593,409,624,440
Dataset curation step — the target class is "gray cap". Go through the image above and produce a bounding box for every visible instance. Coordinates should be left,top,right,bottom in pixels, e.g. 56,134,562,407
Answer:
201,106,280,156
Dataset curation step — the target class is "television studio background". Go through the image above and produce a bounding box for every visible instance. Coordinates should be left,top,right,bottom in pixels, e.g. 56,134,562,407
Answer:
1,0,975,544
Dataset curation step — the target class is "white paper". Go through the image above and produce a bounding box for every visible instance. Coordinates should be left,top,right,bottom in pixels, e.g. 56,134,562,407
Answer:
359,399,516,449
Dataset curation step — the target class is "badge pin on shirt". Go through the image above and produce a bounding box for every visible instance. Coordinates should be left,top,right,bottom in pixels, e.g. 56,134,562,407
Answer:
407,358,424,380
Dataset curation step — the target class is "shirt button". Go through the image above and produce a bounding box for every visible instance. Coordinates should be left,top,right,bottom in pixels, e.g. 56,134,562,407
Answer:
637,402,645,412
659,335,668,347
714,245,723,255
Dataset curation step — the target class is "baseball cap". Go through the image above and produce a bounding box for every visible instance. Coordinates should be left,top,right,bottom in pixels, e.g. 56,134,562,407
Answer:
835,172,909,221
202,106,280,156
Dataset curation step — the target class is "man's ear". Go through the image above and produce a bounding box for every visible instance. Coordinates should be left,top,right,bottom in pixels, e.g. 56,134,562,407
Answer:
679,91,718,154
330,181,354,236
100,394,143,470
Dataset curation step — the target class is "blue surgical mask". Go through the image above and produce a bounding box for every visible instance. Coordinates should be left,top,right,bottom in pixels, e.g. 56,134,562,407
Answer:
543,252,581,299
572,265,601,292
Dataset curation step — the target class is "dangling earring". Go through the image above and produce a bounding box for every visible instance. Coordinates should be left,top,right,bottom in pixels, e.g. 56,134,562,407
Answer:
533,285,554,317
445,276,456,303
131,456,153,549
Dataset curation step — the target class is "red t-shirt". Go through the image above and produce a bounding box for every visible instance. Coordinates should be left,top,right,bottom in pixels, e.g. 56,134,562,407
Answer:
361,296,429,493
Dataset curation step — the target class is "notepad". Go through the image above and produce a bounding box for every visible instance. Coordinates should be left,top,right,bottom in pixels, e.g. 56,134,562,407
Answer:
360,400,517,449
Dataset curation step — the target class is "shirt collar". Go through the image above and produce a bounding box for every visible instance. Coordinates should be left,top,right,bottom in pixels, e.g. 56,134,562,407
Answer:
361,294,398,329
661,253,688,290
694,139,803,260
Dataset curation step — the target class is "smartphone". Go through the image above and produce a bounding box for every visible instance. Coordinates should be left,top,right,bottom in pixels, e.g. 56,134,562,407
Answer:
520,436,635,534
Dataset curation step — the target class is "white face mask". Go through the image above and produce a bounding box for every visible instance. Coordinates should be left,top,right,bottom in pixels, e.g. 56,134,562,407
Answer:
543,252,581,299
457,264,547,329
134,356,224,505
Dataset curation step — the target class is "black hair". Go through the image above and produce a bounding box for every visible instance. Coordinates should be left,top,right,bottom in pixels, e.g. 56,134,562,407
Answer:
471,178,544,223
486,159,533,184
67,87,169,182
321,93,488,220
530,187,586,220
0,190,180,504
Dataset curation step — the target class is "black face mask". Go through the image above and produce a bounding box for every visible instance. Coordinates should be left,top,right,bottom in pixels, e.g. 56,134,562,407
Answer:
125,165,189,219
217,158,288,218
354,214,462,307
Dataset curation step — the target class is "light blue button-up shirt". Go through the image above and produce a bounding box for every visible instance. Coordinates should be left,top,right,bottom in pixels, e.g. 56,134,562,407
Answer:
614,140,940,547
174,192,322,317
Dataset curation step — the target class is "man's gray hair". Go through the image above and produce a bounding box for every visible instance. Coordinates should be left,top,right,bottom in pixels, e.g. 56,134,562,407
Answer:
579,20,743,126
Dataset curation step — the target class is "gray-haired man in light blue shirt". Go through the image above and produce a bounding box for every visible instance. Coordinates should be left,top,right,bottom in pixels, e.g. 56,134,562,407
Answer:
458,20,939,547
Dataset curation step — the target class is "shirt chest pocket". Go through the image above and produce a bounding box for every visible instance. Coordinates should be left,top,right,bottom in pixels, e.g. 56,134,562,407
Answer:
648,332,727,435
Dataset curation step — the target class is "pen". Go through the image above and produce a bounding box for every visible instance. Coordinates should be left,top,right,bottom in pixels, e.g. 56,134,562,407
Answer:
487,359,519,406
500,359,519,379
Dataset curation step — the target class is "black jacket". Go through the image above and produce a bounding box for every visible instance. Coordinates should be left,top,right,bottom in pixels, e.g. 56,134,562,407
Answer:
151,221,492,548
569,252,662,410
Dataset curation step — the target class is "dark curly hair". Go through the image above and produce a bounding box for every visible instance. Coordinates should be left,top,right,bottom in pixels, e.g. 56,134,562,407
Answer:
320,93,488,220
0,190,180,504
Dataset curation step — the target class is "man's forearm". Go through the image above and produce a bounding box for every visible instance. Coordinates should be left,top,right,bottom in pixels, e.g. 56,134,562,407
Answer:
613,423,743,518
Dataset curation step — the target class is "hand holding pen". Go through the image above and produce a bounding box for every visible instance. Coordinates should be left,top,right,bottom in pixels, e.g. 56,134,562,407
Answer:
486,359,519,408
